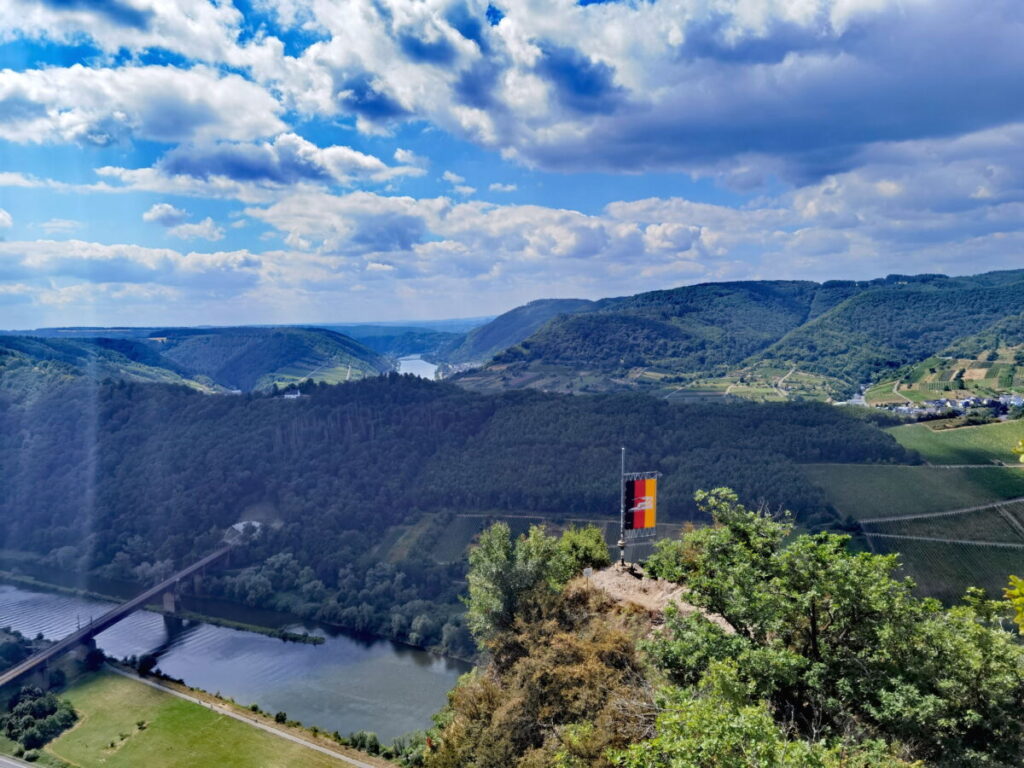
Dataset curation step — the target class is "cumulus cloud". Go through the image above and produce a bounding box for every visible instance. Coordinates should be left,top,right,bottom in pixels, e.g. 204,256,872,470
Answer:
0,209,11,228
168,218,225,242
0,65,284,145
143,203,189,226
489,183,517,192
95,134,424,203
244,0,1024,182
0,239,260,289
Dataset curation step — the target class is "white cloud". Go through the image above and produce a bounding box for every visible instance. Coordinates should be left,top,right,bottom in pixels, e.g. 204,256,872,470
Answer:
168,218,225,242
0,65,284,145
96,133,424,204
0,209,11,228
442,170,465,184
40,218,81,234
143,203,188,226
453,185,476,196
489,183,517,192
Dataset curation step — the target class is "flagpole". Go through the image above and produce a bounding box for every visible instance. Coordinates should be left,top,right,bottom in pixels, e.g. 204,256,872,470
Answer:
618,446,626,567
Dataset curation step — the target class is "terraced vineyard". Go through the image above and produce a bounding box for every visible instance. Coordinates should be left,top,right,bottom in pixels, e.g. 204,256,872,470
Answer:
866,351,1024,406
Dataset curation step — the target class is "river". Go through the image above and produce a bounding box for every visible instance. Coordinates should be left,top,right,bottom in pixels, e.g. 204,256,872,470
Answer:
0,583,469,743
397,355,438,379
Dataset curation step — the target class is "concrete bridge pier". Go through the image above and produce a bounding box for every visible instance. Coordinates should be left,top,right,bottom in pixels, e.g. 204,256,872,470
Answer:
162,588,178,613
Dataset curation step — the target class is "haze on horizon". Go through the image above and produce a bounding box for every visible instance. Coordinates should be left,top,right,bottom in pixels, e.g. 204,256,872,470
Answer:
1,0,1023,328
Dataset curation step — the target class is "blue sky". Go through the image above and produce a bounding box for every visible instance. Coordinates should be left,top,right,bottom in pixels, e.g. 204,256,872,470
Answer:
1,0,1023,327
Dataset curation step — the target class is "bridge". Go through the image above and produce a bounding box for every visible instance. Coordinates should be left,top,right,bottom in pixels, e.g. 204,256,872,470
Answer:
0,544,233,690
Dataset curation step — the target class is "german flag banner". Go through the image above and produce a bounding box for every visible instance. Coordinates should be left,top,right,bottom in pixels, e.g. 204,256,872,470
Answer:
623,474,657,534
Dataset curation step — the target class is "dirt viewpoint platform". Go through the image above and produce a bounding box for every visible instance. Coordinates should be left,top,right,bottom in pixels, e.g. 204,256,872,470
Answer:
588,565,734,633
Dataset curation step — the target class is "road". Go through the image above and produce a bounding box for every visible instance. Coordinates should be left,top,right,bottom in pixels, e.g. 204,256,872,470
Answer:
106,666,386,768
0,755,33,768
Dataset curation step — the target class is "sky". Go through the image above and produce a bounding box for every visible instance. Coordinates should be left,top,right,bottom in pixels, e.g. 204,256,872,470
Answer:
0,0,1023,327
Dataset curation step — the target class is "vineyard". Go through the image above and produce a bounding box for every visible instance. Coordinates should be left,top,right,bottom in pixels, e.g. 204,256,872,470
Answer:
865,351,1024,406
856,499,1024,601
802,464,1024,520
888,419,1024,465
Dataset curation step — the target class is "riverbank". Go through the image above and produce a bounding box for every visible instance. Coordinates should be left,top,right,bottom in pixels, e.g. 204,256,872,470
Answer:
0,571,322,645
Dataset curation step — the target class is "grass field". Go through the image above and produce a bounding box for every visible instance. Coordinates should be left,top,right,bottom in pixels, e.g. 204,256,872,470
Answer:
47,672,356,768
802,464,1024,520
888,420,1024,465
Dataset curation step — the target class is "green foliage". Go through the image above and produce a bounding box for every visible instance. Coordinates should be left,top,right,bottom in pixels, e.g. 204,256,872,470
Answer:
0,627,33,671
0,687,78,749
761,272,1024,389
465,523,606,644
483,281,820,383
643,489,1024,766
553,525,610,581
613,665,913,768
428,584,651,768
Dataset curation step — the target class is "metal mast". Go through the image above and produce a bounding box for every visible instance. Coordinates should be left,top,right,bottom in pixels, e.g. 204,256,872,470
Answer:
618,446,626,566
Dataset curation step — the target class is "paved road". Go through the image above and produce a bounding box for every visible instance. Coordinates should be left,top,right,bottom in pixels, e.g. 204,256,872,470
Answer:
0,545,231,689
0,755,33,768
106,666,385,768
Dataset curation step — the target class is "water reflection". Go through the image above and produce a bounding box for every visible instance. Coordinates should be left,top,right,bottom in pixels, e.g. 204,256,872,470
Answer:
0,584,468,742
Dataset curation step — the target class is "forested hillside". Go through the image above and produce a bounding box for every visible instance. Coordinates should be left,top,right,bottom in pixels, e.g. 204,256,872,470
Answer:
759,272,1024,387
0,376,912,650
440,298,596,363
151,327,392,391
456,270,1024,399
0,335,217,403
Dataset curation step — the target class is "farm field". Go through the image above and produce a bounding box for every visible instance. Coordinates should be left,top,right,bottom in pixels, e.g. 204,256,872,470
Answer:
860,500,1024,542
802,464,1024,520
48,672,358,768
865,353,1023,406
888,419,1024,465
867,537,1024,602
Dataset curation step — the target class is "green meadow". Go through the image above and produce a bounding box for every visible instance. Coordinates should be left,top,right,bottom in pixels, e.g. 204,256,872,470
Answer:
47,672,361,768
888,419,1024,465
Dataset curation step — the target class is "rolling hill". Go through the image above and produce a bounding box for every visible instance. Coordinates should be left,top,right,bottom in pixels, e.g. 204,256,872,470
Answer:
454,270,1024,400
0,335,217,402
440,298,597,364
0,327,393,400
147,327,393,391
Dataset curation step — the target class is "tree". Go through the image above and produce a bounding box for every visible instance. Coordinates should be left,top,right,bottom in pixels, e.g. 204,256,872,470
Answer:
612,664,912,768
643,488,1024,766
464,523,609,645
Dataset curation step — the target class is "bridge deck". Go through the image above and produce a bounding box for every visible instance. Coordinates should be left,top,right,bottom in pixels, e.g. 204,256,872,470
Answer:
0,545,232,690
